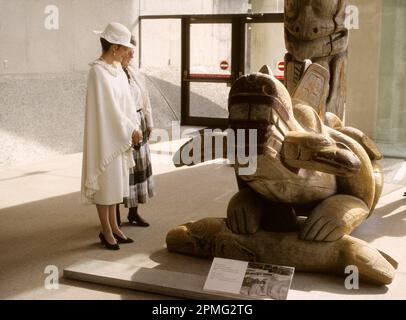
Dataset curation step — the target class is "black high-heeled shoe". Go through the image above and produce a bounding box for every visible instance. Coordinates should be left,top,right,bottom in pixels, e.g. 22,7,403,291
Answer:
128,207,150,227
113,233,134,244
99,232,120,250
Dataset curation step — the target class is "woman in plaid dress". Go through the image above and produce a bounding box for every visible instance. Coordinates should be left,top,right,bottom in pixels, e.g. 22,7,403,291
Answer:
116,37,155,227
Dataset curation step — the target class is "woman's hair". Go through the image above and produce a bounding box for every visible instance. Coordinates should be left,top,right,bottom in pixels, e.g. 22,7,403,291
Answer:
122,36,136,84
100,38,115,53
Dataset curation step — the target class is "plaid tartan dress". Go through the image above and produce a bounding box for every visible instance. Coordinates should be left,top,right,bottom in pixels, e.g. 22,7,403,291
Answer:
123,109,155,207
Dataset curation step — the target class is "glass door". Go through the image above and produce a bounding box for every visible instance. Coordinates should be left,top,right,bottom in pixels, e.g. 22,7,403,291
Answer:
179,14,284,127
244,21,285,81
181,19,234,127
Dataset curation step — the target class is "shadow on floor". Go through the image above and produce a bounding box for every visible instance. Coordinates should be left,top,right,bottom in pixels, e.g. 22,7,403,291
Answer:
354,198,406,242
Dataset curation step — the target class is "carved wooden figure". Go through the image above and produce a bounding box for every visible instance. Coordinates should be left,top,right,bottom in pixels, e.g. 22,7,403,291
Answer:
284,0,348,120
166,65,397,285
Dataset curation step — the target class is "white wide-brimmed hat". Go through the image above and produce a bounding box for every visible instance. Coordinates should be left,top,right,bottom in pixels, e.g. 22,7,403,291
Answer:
93,22,135,49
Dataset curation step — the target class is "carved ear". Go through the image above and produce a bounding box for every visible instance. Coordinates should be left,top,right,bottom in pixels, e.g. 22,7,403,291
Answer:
292,63,330,121
259,65,274,77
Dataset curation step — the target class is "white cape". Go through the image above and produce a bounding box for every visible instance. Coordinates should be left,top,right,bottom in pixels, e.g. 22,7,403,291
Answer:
81,60,140,204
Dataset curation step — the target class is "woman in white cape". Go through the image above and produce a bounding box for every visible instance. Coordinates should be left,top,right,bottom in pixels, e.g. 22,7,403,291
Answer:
81,23,143,250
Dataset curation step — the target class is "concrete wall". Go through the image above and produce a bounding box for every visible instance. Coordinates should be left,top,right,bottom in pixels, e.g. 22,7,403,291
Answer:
0,0,142,167
0,0,140,74
346,0,382,138
376,0,406,148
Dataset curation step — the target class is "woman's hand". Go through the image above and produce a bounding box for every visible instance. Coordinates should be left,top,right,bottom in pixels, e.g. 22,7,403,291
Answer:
132,130,143,147
147,127,153,140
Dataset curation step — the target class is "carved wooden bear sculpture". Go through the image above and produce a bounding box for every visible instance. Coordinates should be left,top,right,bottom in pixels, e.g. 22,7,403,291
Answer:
166,65,397,285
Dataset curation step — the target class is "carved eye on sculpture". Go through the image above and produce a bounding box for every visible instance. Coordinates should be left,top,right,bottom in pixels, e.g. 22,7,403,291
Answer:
312,0,339,17
285,0,300,18
262,83,276,96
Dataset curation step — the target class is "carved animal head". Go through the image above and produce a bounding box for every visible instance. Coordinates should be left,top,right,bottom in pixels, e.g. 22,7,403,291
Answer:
281,131,361,176
228,66,301,158
228,67,360,177
173,65,360,177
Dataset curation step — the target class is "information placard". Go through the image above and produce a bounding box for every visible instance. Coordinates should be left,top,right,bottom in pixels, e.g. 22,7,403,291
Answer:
204,258,294,300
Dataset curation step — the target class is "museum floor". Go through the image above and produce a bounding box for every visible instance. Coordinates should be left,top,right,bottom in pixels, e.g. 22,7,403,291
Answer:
1,136,406,300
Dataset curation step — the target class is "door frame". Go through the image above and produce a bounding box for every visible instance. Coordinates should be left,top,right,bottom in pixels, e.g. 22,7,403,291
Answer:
139,13,284,128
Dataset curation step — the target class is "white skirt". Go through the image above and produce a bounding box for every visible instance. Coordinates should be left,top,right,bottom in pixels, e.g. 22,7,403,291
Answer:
93,154,130,205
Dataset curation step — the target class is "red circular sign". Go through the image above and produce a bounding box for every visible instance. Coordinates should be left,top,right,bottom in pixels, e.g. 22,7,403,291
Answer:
220,60,229,70
277,61,285,72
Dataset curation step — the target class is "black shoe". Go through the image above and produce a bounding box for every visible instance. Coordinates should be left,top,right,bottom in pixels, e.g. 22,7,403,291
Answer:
99,232,120,250
113,233,134,244
128,210,150,227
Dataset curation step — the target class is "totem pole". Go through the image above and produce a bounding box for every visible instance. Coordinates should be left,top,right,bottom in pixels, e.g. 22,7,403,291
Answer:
284,0,348,120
